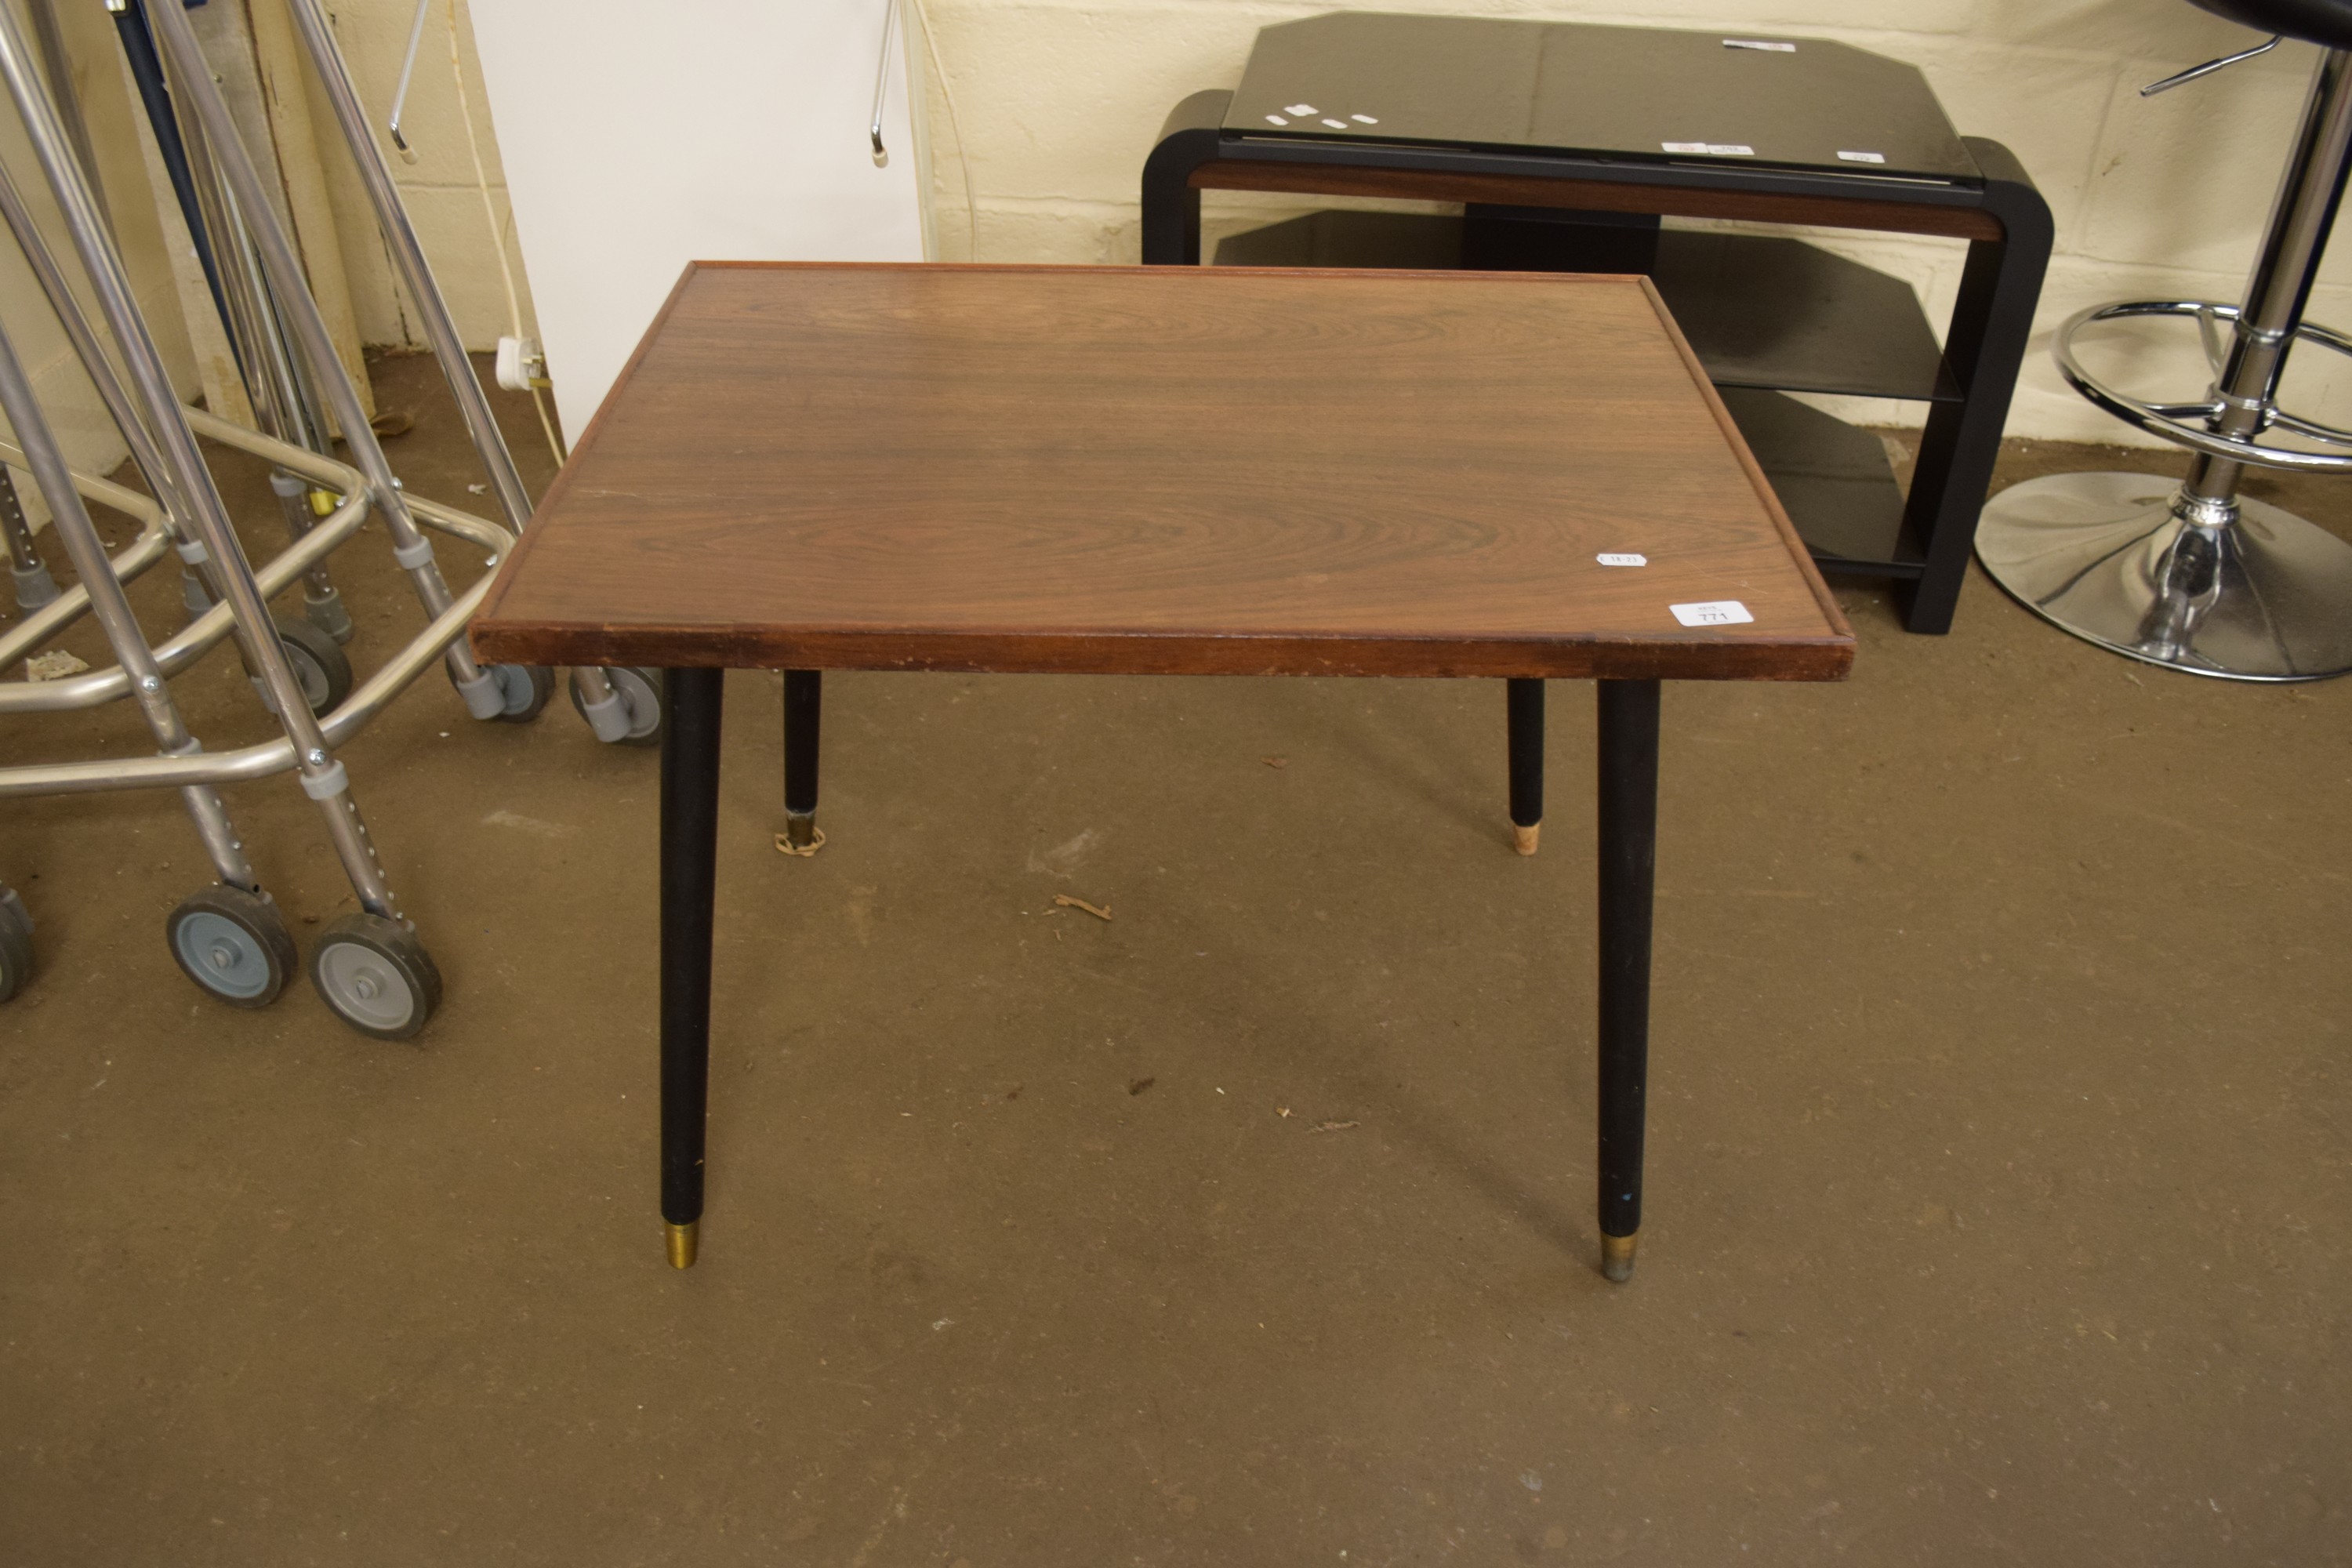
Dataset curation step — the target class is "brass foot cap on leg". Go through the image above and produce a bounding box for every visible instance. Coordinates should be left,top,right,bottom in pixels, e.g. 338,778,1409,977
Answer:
1512,822,1541,856
774,820,826,858
666,1220,699,1270
1601,1231,1638,1283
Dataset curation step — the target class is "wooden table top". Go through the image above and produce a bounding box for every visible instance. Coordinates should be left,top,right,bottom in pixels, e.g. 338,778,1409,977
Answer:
469,263,1851,681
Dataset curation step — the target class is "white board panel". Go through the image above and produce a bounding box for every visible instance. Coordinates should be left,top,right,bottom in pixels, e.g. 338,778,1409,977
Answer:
469,0,927,441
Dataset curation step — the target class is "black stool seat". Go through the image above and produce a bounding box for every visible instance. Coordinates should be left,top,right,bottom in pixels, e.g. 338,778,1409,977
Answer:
2194,0,2352,49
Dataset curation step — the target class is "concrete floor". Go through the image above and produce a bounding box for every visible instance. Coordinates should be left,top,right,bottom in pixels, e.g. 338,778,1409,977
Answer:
2,353,2348,1566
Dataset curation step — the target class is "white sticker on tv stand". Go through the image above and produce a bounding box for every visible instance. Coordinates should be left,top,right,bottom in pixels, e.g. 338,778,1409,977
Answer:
1597,552,1647,567
1663,141,1754,156
1671,600,1755,627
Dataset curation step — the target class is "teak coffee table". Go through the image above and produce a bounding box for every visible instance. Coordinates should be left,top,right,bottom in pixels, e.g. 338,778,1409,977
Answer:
470,262,1854,1280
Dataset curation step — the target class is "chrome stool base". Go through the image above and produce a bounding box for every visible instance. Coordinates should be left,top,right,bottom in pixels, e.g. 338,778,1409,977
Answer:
1976,471,2352,681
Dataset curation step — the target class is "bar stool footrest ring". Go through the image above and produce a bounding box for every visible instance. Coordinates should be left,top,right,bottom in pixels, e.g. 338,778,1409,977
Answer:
2055,299,2352,473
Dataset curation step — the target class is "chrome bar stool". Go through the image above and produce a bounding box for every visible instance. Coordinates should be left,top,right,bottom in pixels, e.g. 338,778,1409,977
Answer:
1976,1,2352,681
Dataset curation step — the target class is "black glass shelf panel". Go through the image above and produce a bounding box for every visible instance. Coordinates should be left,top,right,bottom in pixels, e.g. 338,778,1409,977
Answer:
1653,233,1958,403
1226,13,1979,183
1716,389,1922,577
1213,211,1957,403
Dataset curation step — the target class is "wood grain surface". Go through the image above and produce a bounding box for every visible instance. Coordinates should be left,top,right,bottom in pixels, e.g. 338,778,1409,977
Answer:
470,263,1852,681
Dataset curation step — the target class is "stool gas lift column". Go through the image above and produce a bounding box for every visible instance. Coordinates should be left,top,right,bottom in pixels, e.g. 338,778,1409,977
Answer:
1976,0,2352,680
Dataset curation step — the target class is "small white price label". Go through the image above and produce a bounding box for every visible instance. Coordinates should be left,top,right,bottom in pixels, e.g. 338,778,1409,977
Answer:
1723,38,1796,52
1838,150,1888,164
1663,141,1754,157
1596,552,1648,568
1671,600,1755,627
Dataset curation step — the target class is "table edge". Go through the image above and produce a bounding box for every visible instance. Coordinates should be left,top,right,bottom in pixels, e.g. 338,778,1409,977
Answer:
468,622,1854,682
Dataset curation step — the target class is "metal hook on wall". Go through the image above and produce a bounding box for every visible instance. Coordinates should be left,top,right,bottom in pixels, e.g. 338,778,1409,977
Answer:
387,0,431,162
2141,34,2280,97
869,0,899,166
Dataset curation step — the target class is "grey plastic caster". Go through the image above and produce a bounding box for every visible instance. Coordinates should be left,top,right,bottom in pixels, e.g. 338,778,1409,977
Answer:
489,664,555,724
0,885,33,1004
167,884,297,1008
10,558,58,612
570,666,663,746
310,913,442,1040
274,614,353,717
303,586,356,645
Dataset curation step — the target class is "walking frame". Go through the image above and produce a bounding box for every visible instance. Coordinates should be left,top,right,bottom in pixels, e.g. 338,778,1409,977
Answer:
0,5,531,1036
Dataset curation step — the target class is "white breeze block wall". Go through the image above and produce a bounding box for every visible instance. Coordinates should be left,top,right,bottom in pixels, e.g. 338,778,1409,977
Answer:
906,0,2351,445
319,0,541,354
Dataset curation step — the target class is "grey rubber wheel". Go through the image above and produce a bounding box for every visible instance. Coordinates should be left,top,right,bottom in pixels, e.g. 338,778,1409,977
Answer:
310,913,442,1040
0,886,34,1004
274,614,353,717
167,884,296,1008
488,663,555,724
570,666,664,746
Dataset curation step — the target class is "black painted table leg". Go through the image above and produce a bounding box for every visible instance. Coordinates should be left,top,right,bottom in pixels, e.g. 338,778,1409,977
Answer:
782,670,822,850
661,668,725,1269
1507,677,1544,855
1595,679,1660,1282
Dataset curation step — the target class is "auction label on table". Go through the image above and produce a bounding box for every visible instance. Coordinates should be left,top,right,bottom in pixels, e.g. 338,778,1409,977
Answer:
1596,552,1648,567
1671,600,1755,626
1662,142,1755,157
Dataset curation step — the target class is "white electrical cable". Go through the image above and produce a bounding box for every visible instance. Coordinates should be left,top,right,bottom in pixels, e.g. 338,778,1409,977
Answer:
905,0,977,260
442,0,566,465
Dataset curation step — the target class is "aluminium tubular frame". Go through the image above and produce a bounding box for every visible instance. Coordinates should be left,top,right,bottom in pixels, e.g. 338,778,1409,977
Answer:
0,6,513,1033
265,0,651,743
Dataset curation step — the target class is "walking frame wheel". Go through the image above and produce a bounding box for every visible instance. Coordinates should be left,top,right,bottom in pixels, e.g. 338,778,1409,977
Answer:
167,884,297,1008
310,912,442,1040
273,612,353,717
0,886,33,1004
570,666,663,746
2055,299,2352,473
485,663,555,724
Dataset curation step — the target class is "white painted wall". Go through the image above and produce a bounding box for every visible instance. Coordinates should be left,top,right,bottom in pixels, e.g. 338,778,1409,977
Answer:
466,0,932,442
315,0,546,354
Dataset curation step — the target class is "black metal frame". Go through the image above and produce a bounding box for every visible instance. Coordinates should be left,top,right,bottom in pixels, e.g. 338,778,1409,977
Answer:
657,668,1664,1282
1141,90,2052,635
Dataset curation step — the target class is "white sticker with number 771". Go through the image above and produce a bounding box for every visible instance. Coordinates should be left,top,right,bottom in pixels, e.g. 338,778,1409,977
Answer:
1671,600,1755,627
